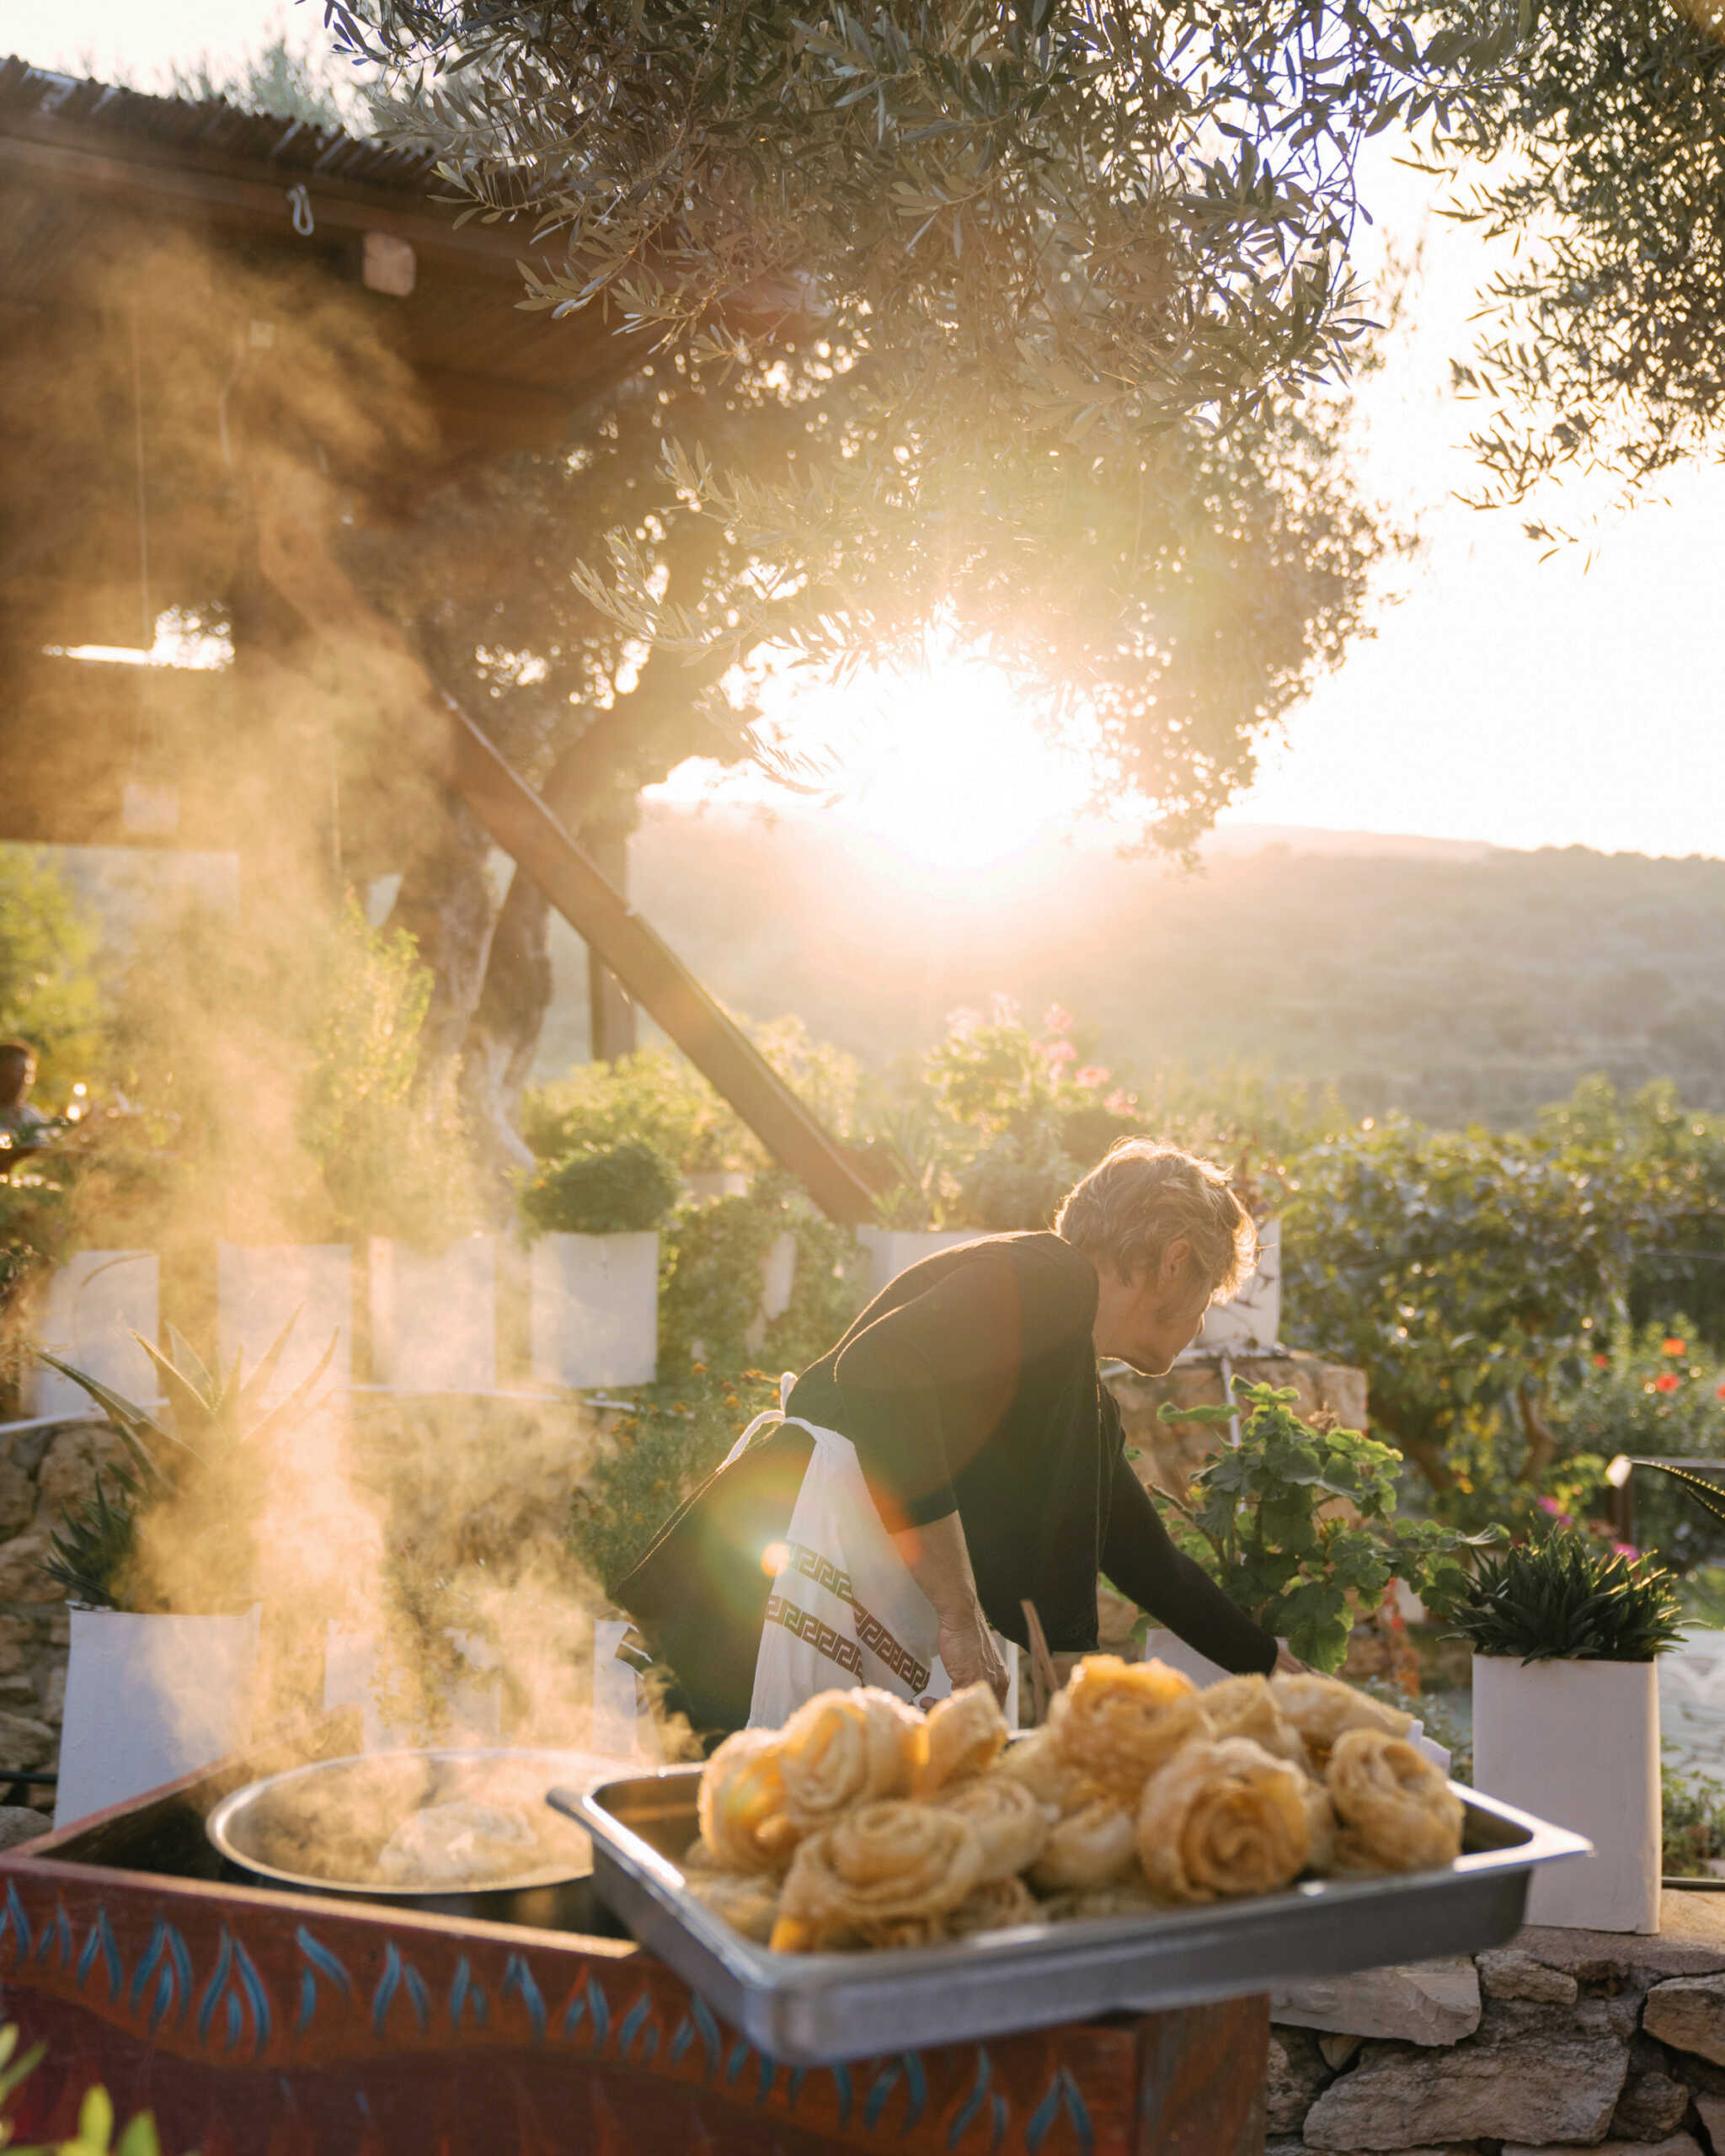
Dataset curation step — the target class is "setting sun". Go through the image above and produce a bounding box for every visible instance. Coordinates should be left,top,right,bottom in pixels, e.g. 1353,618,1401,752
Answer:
835,661,1096,869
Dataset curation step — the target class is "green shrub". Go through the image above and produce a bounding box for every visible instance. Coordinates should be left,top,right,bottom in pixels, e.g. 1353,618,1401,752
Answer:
1664,1759,1725,1879
658,1172,868,1378
570,1369,781,1591
522,1048,748,1174
1453,1528,1685,1663
521,1139,681,1235
1155,1379,1496,1673
1557,1321,1725,1572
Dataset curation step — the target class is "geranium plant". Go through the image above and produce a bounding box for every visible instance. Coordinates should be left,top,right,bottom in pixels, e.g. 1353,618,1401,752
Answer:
1154,1379,1498,1673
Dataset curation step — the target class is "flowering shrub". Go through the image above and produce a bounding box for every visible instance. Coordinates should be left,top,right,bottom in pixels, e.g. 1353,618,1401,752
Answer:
1557,1320,1725,1572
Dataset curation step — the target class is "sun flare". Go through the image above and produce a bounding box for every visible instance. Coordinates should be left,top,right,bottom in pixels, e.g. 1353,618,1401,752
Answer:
832,661,1095,870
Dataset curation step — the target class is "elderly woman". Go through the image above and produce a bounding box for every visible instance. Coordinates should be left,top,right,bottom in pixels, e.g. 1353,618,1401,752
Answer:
779,1140,1283,1705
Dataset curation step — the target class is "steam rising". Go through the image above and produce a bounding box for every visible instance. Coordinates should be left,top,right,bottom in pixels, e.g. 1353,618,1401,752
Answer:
15,226,692,1781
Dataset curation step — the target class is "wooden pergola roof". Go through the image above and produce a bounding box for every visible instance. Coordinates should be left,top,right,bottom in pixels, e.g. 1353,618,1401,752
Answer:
0,57,642,464
0,63,881,1225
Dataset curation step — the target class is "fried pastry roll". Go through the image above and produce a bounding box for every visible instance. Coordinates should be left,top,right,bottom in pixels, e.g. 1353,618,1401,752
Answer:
1040,1881,1166,1924
1268,1673,1413,1769
684,1868,781,1944
937,1773,1050,1881
769,1799,985,1952
697,1728,798,1874
778,1687,924,1831
1135,1737,1311,1903
1201,1673,1311,1770
1028,1798,1140,1892
1302,1779,1339,1876
860,1873,1041,1948
916,1682,1009,1793
994,1728,1102,1812
1048,1655,1212,1801
1325,1726,1463,1874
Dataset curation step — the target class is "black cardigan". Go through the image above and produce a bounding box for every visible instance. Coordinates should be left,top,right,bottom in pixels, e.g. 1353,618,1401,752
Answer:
787,1231,1276,1672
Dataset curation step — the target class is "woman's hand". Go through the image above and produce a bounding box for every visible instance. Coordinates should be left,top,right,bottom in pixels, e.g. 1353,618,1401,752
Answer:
1274,1643,1311,1677
934,1605,1010,1707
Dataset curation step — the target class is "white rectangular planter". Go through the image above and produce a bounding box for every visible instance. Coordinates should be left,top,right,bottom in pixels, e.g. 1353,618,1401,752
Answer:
1472,1652,1660,1932
217,1242,352,1399
1197,1217,1282,1352
55,1604,260,1828
529,1230,658,1390
28,1250,161,1417
368,1234,497,1391
857,1227,975,1302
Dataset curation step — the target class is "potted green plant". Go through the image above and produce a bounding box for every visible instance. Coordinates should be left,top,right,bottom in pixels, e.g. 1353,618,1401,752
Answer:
39,1319,332,1827
218,1241,352,1399
521,1139,680,1389
1457,1528,1684,1933
1151,1380,1494,1674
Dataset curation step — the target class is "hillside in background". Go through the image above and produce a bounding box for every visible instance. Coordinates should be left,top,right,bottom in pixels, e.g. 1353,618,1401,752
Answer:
537,809,1725,1126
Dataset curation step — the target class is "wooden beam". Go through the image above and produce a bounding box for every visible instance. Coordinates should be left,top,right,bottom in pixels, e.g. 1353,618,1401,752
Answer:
0,121,533,274
451,715,879,1225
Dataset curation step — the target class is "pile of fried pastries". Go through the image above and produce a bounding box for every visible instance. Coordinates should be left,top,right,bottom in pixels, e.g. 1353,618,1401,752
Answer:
683,1657,1463,1953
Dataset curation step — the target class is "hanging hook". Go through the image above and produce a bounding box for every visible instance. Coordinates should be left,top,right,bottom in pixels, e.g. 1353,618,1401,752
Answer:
286,183,315,237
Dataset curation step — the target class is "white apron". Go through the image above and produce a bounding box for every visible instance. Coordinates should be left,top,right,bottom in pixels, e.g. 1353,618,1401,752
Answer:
727,1377,1018,1728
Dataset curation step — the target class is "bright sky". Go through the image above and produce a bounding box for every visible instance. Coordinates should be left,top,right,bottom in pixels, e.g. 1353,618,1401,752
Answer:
10,0,1722,864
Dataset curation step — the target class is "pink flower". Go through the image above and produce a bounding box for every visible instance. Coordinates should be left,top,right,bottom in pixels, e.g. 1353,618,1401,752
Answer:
1073,1065,1109,1090
1537,1495,1562,1515
1043,1039,1077,1066
1103,1090,1139,1117
1614,1543,1642,1561
1041,1003,1074,1035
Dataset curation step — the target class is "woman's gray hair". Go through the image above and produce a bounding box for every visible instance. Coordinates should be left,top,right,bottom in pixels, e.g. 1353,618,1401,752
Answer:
1054,1139,1256,1297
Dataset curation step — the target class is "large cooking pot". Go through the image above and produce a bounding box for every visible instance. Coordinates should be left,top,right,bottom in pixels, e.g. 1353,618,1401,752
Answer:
206,1748,629,1930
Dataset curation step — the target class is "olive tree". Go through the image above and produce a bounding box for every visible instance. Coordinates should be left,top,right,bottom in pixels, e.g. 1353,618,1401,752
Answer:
333,0,1516,846
1433,0,1725,530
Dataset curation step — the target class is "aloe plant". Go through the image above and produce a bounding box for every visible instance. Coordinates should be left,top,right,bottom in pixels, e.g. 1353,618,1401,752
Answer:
1453,1527,1685,1665
40,1315,334,1613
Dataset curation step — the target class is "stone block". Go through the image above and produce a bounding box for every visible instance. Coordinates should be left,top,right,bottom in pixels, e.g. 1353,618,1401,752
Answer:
0,1807,42,1853
1518,1899,1725,1983
1500,2140,1701,2156
0,1710,56,1769
0,1533,61,1604
1268,2026,1334,2132
1647,1977,1725,2067
0,1453,37,1542
1478,1948,1579,2006
1300,1997,1632,2150
1274,1959,1482,2047
35,1421,131,1518
1610,2069,1694,2140
1692,2092,1725,2151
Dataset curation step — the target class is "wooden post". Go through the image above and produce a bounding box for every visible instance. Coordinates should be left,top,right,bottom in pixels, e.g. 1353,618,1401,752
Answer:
583,825,638,1063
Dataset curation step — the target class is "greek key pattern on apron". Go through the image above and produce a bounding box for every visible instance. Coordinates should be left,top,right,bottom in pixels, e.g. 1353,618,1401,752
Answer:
763,1541,932,1695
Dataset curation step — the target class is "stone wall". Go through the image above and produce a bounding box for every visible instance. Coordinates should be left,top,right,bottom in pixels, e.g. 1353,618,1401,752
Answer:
1268,1897,1725,2154
0,1413,132,1802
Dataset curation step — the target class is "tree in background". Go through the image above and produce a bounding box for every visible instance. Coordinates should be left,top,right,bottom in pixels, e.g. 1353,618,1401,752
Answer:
336,0,1509,841
1434,0,1725,531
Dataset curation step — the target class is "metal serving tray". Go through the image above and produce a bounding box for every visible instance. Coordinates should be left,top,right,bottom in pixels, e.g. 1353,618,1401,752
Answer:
552,1769,1589,2064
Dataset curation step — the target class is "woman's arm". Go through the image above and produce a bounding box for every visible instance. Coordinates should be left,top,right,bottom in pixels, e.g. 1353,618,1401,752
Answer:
1102,1448,1277,1677
891,1513,1009,1705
